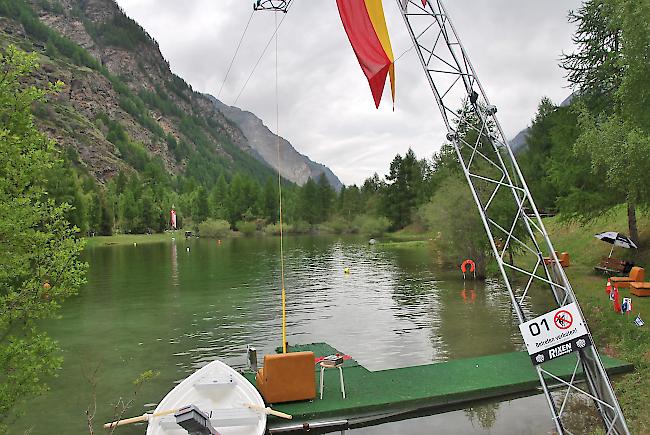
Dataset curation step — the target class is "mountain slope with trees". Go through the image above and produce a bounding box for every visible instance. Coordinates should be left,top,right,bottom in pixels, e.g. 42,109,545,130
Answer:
0,0,342,235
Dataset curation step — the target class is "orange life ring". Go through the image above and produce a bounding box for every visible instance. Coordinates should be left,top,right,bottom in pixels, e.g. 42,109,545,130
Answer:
461,259,476,274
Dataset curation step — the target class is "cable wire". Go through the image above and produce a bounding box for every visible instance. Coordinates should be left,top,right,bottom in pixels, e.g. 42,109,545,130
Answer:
218,10,255,99
233,11,289,106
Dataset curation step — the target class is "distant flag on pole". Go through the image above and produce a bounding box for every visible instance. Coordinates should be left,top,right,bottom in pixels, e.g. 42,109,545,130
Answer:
621,297,632,314
609,284,618,301
170,208,177,230
611,285,621,312
635,314,645,327
336,0,396,109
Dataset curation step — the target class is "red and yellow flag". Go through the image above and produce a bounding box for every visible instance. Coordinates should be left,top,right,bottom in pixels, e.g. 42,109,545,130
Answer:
336,0,395,109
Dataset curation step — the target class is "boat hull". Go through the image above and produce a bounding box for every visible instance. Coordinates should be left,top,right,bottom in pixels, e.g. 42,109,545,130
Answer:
146,360,266,435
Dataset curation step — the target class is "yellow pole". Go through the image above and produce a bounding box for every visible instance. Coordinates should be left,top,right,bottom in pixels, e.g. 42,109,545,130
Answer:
274,11,287,354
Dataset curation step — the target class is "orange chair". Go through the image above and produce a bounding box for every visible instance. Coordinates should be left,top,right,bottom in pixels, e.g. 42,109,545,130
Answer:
543,251,570,268
630,282,650,297
255,351,316,404
610,266,645,289
558,252,570,268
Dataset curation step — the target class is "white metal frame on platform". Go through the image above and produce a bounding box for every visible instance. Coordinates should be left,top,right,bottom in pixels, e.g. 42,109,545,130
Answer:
253,0,630,433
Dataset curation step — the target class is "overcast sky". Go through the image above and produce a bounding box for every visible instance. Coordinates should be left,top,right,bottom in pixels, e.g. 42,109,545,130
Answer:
115,0,582,186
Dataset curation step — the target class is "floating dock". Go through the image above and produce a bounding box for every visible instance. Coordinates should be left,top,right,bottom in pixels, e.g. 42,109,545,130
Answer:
244,343,633,432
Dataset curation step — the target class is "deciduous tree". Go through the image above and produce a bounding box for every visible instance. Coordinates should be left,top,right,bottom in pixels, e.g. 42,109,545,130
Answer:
0,46,86,429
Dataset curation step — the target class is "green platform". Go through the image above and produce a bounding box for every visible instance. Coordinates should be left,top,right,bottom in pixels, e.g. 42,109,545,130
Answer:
244,343,633,431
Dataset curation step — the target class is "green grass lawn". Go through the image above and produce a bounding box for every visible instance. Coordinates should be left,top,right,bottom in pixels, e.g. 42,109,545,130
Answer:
542,208,650,434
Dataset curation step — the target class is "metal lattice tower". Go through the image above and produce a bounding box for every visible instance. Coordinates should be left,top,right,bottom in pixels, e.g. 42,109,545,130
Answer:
396,0,629,433
253,0,630,433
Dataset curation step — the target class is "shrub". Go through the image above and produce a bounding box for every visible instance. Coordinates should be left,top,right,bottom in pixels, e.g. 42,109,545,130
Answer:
417,176,489,277
198,219,231,238
236,220,257,236
353,215,390,237
263,223,283,235
326,216,356,234
290,220,311,234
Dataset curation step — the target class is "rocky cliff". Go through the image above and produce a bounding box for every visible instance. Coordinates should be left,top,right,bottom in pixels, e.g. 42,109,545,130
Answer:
211,97,343,191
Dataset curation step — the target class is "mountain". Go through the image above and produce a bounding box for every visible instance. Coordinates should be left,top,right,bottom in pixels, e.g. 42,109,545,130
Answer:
0,0,341,189
210,96,343,191
509,94,574,153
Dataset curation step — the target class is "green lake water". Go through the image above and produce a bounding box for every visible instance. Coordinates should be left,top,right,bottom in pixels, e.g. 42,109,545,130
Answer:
13,235,565,434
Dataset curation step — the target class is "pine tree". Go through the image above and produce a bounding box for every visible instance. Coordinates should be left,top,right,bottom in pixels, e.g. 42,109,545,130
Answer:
560,0,623,110
316,173,334,222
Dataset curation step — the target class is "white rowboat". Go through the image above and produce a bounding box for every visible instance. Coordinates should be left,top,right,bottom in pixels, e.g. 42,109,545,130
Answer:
145,360,266,435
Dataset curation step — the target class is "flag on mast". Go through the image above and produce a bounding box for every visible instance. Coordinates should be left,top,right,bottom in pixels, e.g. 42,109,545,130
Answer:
170,208,177,230
336,0,396,109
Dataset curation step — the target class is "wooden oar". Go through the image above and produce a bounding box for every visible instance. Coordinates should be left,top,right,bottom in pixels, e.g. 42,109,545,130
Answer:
244,403,293,419
103,408,179,429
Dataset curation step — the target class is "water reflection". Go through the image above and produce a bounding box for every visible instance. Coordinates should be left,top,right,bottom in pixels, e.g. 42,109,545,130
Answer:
170,239,178,286
14,236,559,434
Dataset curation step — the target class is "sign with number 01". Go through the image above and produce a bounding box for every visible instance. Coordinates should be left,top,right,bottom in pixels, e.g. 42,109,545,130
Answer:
519,303,592,365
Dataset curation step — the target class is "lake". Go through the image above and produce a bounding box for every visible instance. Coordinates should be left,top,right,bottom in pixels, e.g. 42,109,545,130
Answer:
13,235,565,434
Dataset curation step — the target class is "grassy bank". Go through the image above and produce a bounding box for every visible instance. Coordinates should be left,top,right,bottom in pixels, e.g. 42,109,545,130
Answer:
542,209,650,434
84,232,181,247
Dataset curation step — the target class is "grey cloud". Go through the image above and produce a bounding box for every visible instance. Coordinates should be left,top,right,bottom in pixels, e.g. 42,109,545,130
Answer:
117,0,582,185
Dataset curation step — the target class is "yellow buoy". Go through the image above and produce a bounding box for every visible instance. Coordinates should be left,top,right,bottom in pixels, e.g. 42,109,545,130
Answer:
344,267,350,274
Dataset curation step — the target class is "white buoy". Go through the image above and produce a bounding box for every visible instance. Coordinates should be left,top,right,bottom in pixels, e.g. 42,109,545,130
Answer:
133,242,137,246
186,247,190,252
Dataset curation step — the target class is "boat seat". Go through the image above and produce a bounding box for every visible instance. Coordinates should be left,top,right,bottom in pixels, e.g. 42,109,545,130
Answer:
194,375,236,392
157,408,261,430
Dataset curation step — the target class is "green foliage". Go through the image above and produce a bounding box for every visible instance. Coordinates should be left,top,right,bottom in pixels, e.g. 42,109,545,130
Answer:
235,220,257,236
560,0,623,110
617,0,650,130
0,0,101,70
39,0,63,14
193,186,209,224
417,176,488,275
518,0,650,245
517,99,581,210
198,219,231,238
575,109,650,206
84,12,154,50
383,148,432,229
352,215,390,237
0,46,86,428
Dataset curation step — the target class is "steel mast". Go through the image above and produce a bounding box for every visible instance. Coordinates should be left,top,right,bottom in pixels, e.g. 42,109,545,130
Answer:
395,1,628,433
253,0,630,433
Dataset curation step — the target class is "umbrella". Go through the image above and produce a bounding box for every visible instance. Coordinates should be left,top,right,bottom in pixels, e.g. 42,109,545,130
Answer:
594,231,638,257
